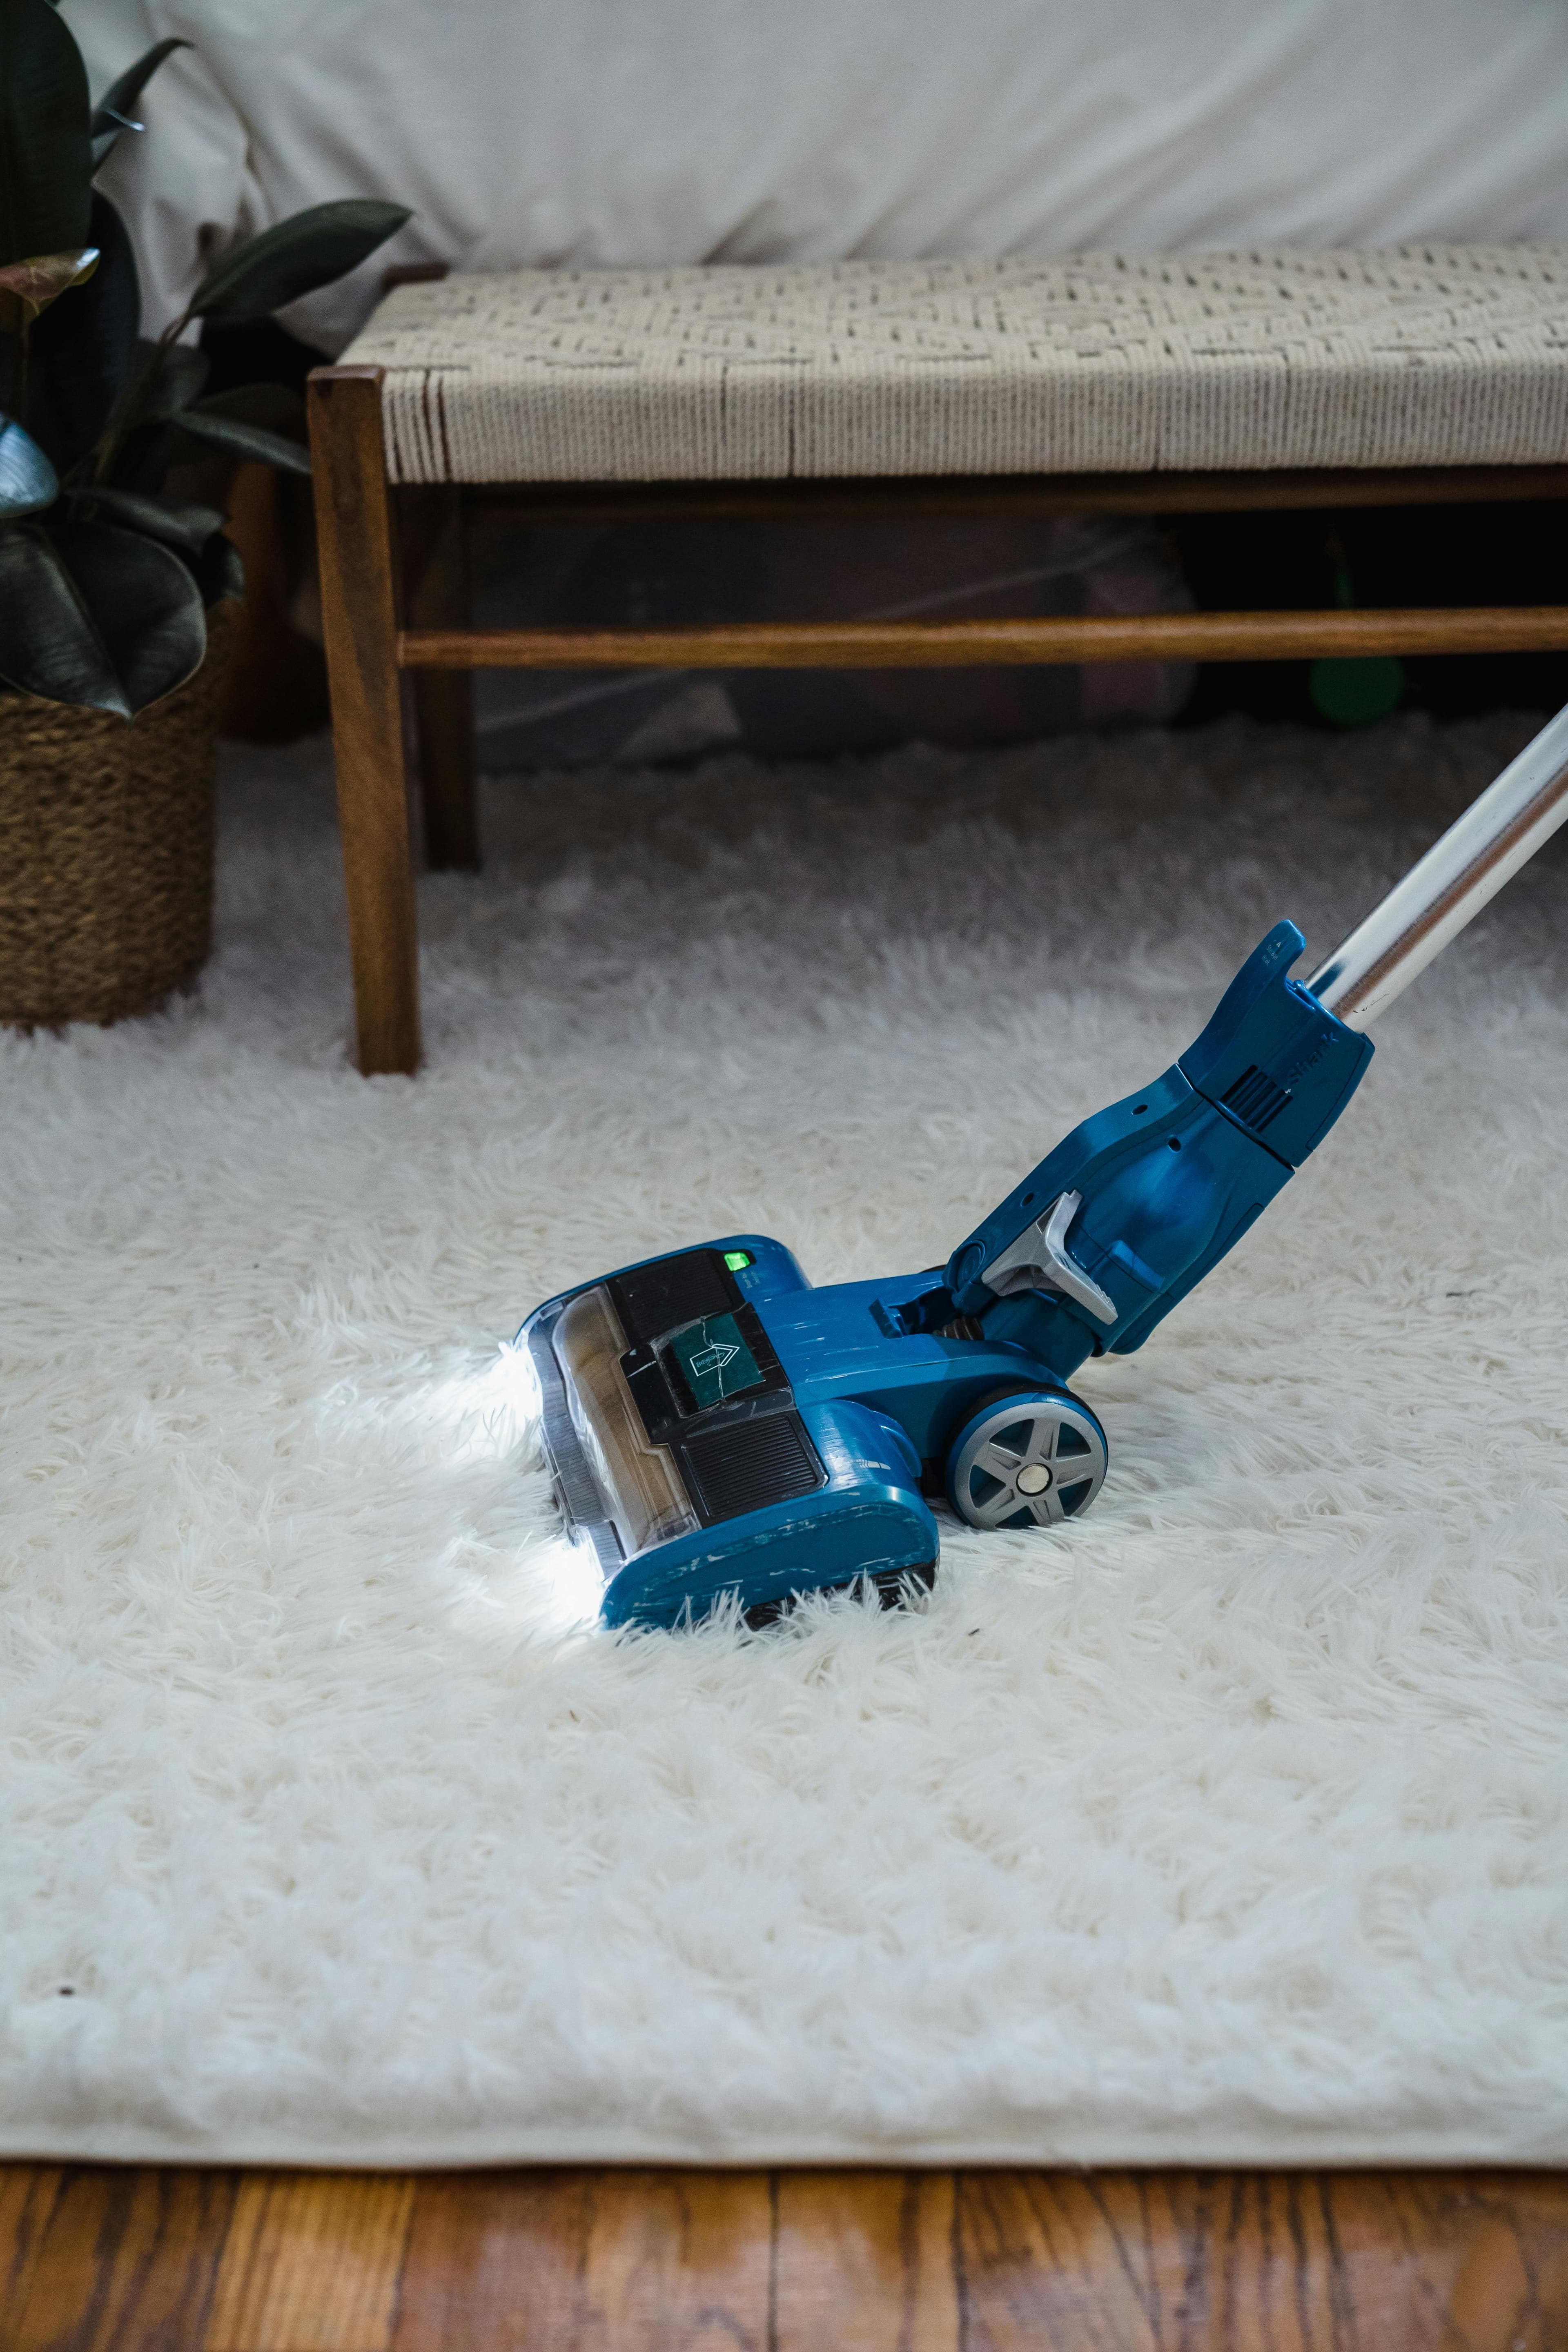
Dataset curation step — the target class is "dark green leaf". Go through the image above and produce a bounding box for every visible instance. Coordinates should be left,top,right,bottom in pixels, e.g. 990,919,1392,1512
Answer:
0,521,126,712
188,198,411,321
49,513,206,711
26,191,139,467
89,34,190,139
0,412,58,516
0,0,92,267
173,406,312,476
60,483,224,552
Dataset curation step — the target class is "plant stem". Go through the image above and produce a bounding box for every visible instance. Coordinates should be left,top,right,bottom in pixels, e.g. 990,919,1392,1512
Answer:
88,309,194,485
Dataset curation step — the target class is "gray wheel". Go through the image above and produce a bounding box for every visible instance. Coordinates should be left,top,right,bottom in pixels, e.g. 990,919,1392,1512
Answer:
945,1389,1108,1529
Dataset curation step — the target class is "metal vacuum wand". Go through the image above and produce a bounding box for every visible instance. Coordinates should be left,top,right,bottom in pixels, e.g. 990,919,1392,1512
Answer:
1307,702,1568,1029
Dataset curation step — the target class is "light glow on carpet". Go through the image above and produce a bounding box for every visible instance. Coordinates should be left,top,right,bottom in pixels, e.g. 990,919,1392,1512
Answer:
429,1344,606,1639
421,1342,542,1465
532,1527,608,1632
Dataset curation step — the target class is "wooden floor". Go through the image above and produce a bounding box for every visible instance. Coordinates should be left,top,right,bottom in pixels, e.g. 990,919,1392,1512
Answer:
3,2164,1567,2350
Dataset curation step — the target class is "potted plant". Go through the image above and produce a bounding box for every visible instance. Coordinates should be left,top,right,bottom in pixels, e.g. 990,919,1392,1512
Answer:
0,0,408,1026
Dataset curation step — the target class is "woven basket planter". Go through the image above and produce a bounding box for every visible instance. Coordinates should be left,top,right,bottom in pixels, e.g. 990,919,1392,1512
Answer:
0,604,234,1029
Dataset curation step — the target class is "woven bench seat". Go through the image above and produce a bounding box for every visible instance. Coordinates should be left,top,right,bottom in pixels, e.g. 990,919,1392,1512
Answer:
341,247,1568,486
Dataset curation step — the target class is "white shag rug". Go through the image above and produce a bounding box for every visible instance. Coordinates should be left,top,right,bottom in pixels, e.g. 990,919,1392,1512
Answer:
3,712,1567,2170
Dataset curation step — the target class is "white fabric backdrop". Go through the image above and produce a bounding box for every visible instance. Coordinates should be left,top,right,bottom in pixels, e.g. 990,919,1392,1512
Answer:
68,0,1568,354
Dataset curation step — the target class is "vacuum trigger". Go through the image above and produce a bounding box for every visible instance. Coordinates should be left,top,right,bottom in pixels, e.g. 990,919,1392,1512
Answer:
979,1191,1117,1323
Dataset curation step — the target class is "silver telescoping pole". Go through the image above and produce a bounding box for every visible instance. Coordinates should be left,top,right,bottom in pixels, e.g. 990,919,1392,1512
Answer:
1306,702,1568,1031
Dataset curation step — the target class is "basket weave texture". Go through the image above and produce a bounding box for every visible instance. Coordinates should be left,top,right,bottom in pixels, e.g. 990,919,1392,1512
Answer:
0,606,233,1028
346,245,1568,483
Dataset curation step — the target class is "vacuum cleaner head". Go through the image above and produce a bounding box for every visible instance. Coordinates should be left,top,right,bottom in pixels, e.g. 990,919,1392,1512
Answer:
521,1236,946,1627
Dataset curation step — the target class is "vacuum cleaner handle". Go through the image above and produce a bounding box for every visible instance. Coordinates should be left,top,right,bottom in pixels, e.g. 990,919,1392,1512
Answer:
944,704,1568,1378
1307,700,1568,1029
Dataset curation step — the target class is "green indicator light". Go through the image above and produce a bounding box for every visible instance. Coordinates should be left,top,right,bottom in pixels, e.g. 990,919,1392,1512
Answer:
723,1250,753,1272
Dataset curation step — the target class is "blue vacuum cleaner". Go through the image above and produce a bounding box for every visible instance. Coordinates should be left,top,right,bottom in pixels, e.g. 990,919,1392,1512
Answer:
520,711,1568,1627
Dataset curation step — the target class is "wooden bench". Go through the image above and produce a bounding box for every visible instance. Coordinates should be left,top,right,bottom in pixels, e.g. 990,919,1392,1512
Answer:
307,247,1568,1073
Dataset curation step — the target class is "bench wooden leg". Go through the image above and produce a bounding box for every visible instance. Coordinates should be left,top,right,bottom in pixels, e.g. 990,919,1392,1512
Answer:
408,490,479,872
307,363,422,1076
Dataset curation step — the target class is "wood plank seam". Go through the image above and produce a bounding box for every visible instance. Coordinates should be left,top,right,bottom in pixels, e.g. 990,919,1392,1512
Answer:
766,2170,780,2352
